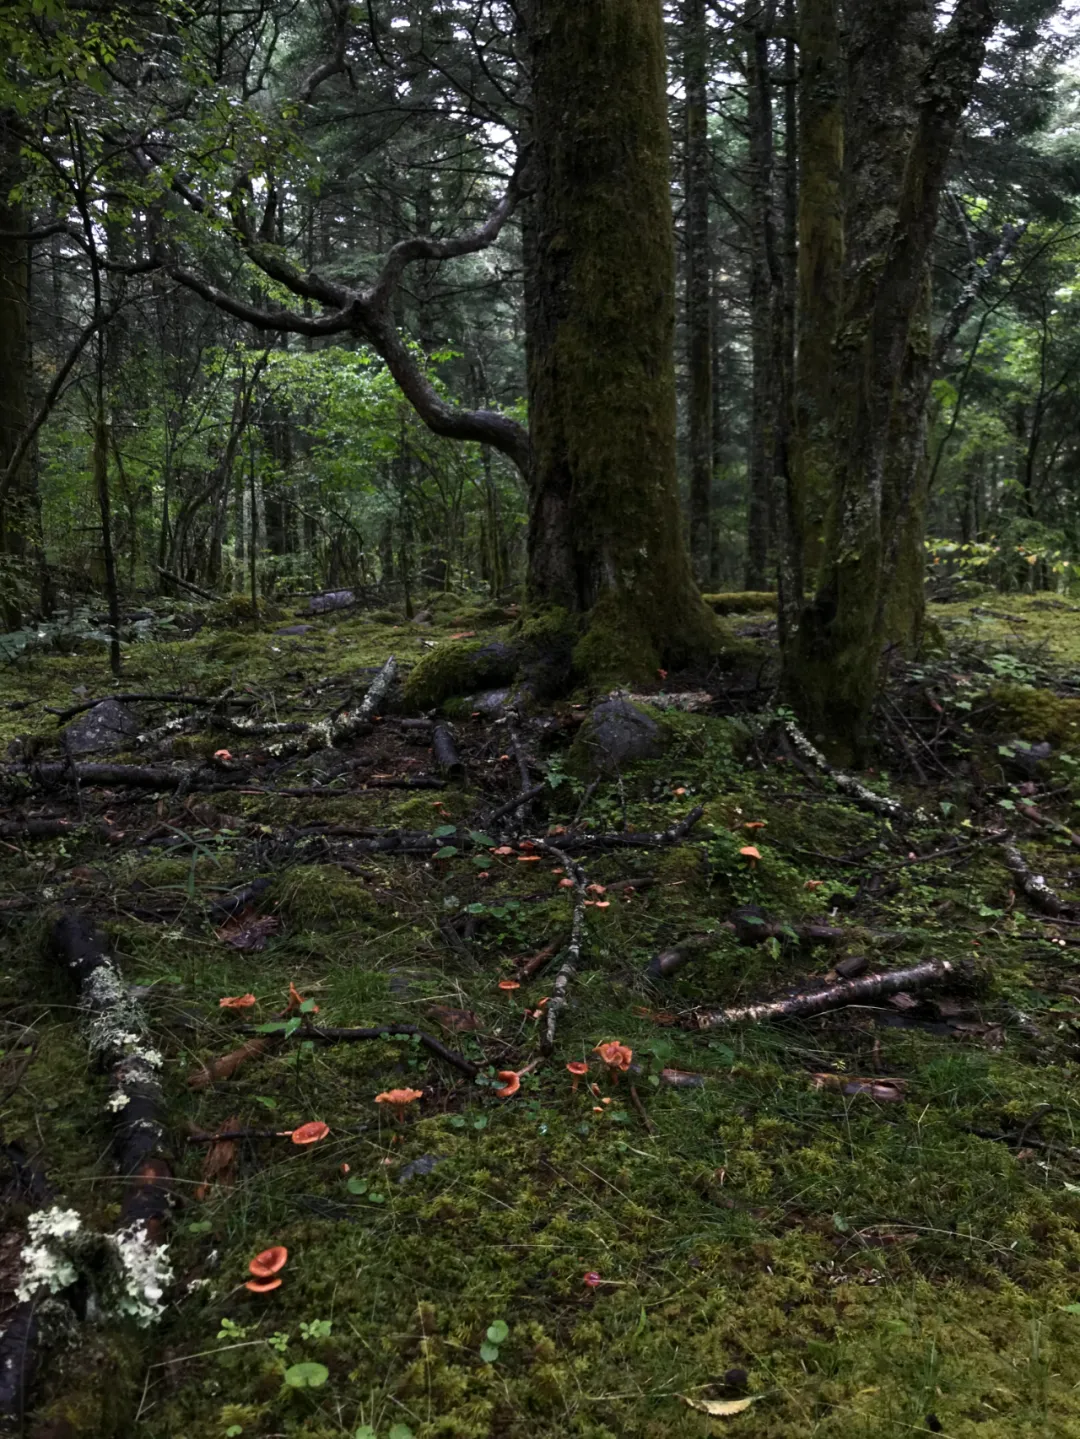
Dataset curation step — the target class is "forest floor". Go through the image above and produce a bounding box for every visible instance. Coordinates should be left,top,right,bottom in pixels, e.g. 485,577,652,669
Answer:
4,590,1080,1439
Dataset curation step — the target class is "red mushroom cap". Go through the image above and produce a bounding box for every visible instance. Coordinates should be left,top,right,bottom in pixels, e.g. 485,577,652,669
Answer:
291,1121,330,1146
249,1245,288,1279
245,1276,283,1294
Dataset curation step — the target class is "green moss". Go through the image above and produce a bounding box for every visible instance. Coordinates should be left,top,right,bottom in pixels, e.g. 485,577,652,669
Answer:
210,593,259,627
703,590,779,614
269,864,383,928
403,637,517,711
986,682,1080,749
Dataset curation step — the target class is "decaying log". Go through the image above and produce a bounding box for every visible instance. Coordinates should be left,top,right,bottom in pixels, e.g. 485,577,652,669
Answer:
50,914,171,1230
686,958,956,1030
647,930,726,979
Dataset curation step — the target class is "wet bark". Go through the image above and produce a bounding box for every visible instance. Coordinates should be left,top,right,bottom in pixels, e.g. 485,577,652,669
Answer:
524,0,716,680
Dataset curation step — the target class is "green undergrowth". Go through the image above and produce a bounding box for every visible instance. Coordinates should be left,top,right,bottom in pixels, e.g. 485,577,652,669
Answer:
4,596,1080,1436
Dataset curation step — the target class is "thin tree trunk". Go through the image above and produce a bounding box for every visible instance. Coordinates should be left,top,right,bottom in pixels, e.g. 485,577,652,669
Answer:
684,0,713,585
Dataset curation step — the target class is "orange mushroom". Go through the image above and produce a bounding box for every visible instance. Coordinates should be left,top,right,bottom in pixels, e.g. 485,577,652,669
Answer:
517,854,541,863
214,748,233,761
744,820,766,830
497,979,521,993
291,1121,330,1146
593,1041,633,1084
739,845,762,868
566,1060,588,1094
586,883,606,895
494,1070,521,1098
559,877,575,889
375,1087,423,1123
245,1276,282,1294
286,981,319,1015
219,993,257,1010
492,845,515,856
249,1246,288,1279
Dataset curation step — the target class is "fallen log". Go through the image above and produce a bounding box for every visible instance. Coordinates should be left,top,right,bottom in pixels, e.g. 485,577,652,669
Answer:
784,722,910,819
686,958,956,1030
431,722,464,779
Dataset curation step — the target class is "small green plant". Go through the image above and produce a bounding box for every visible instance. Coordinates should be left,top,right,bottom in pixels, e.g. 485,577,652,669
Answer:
217,1318,252,1343
299,1318,332,1341
283,1360,329,1388
480,1318,510,1363
267,1331,290,1354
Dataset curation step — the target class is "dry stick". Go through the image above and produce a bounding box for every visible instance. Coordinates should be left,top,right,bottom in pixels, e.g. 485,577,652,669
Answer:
538,843,587,1055
1000,841,1070,916
10,761,198,790
45,692,217,723
687,958,956,1031
302,1023,478,1078
0,817,125,842
488,782,549,827
232,654,398,756
628,1084,657,1135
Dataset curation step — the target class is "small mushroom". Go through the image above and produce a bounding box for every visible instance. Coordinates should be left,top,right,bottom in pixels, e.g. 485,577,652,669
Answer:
497,979,520,994
739,845,762,868
375,1087,424,1123
566,1061,588,1093
593,1040,633,1085
494,1070,521,1098
244,1276,282,1294
249,1246,288,1279
219,993,257,1010
291,1121,330,1146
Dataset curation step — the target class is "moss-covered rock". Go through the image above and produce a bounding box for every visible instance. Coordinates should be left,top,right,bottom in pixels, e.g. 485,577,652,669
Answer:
568,696,671,775
986,682,1080,750
403,638,517,711
269,864,383,928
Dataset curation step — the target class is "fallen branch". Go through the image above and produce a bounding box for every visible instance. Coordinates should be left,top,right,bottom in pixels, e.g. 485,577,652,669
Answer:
647,930,727,979
302,1023,478,1078
784,722,909,819
538,843,587,1055
230,655,398,755
487,781,548,827
686,958,956,1030
46,692,216,724
156,565,217,600
9,762,196,790
0,816,124,842
1001,841,1070,917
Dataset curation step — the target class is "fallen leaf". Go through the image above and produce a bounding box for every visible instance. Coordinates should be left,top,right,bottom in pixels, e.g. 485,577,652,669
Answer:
660,1067,705,1088
680,1394,758,1417
450,630,476,639
198,1114,240,1196
188,1038,268,1089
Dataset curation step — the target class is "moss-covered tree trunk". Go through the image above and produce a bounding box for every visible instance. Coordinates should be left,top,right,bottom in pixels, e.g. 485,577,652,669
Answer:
684,0,714,586
525,0,717,681
784,0,995,753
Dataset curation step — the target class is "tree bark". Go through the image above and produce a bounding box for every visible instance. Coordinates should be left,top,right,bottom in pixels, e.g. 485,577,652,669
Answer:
684,0,714,585
524,0,717,681
784,0,996,753
0,111,38,627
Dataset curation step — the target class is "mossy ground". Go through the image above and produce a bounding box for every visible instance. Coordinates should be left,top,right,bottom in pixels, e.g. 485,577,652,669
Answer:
4,596,1080,1437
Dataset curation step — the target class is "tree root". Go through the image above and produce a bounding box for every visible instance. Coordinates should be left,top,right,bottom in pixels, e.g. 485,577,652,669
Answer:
686,958,956,1030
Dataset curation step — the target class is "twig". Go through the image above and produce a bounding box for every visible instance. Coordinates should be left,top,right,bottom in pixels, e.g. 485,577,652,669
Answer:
687,958,956,1030
628,1084,656,1135
156,565,217,600
284,1023,478,1078
488,781,548,826
784,721,911,819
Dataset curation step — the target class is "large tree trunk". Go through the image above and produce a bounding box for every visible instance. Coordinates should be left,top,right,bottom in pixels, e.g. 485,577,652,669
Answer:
784,0,995,754
525,0,717,681
684,0,713,585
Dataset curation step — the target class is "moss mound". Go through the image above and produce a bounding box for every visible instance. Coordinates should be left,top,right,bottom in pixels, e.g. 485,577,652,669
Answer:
986,682,1080,749
403,637,517,711
703,591,778,614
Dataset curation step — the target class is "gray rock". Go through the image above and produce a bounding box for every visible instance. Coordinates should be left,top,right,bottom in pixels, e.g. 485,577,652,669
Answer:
397,1153,445,1185
470,688,512,717
411,609,433,625
62,699,138,755
276,623,313,636
308,589,354,614
577,696,665,773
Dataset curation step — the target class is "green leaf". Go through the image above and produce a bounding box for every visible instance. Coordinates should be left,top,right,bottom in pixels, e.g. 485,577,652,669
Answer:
469,831,496,847
433,824,457,838
479,1341,500,1363
449,1115,467,1128
299,997,318,1013
486,1320,509,1344
434,846,458,860
252,1021,287,1034
473,1116,488,1130
1060,1303,1080,1314
388,1426,415,1439
347,1177,369,1195
367,1191,386,1204
283,1361,329,1388
354,1428,378,1439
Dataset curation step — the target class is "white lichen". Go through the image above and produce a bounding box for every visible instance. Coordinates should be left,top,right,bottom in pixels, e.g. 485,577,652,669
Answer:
109,1224,173,1326
16,1207,83,1301
107,1091,130,1112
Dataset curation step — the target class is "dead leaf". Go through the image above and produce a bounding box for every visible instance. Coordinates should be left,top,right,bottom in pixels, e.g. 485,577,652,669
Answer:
680,1394,758,1417
215,913,281,951
427,1005,481,1033
811,1073,907,1102
197,1114,241,1198
188,1038,268,1089
660,1067,705,1088
449,630,476,640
